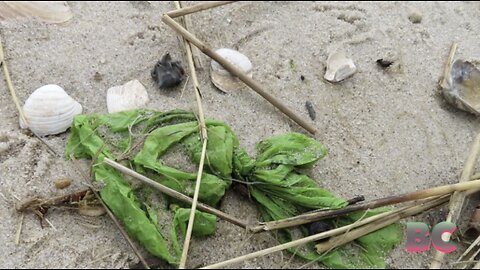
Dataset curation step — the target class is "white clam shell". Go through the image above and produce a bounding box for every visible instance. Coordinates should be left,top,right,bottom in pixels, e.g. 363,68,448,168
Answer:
20,84,82,136
324,51,357,83
211,48,253,93
106,79,149,113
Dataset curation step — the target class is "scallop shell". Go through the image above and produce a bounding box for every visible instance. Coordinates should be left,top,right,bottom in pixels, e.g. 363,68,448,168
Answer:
19,84,82,136
0,1,73,24
106,79,149,113
210,48,253,93
441,60,480,115
324,51,357,83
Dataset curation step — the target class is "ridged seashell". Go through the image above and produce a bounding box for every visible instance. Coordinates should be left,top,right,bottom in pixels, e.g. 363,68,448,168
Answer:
324,51,357,83
106,79,149,113
210,48,253,93
0,1,73,24
441,60,480,115
19,84,82,136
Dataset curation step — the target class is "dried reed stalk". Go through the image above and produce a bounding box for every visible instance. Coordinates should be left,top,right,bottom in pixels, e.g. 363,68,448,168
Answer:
103,158,247,229
166,1,235,18
161,14,317,134
431,132,480,269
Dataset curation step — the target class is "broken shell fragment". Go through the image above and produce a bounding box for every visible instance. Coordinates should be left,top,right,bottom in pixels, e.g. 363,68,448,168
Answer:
106,79,149,113
54,178,72,189
324,51,357,83
441,60,480,115
79,203,106,217
0,1,73,24
210,48,253,93
20,84,82,136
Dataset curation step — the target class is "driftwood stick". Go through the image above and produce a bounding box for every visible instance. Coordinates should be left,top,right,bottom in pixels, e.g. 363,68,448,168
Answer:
201,196,447,269
166,1,236,18
103,158,247,229
430,132,480,269
250,179,480,233
315,195,449,253
162,14,317,134
70,156,150,269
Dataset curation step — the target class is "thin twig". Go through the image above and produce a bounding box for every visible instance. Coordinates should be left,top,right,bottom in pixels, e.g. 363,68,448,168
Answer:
170,3,210,267
431,132,480,269
161,14,317,134
315,197,446,253
44,217,57,231
0,35,27,126
103,158,247,228
201,196,448,269
70,155,151,269
250,179,480,233
166,1,236,18
439,42,458,90
0,33,59,156
15,213,24,245
456,234,480,265
178,1,204,69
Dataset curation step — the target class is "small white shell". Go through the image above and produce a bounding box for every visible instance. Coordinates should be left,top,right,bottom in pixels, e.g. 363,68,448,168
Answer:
20,84,82,136
106,79,149,113
324,51,357,83
211,48,253,93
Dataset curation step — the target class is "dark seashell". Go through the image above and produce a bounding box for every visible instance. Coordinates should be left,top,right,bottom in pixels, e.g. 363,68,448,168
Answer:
308,221,331,236
376,58,394,68
442,60,480,115
151,53,185,89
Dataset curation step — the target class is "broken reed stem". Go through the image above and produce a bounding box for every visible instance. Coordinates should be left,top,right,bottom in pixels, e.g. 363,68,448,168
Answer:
161,14,317,135
173,3,210,267
166,1,236,18
0,35,27,125
251,179,480,233
103,158,247,229
0,34,59,156
180,140,207,269
456,234,480,268
201,196,448,269
15,213,24,245
439,42,458,90
175,1,203,69
70,156,150,269
315,195,449,254
430,132,480,269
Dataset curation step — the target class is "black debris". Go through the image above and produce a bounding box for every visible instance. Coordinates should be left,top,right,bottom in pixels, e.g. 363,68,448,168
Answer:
305,101,316,120
151,53,185,89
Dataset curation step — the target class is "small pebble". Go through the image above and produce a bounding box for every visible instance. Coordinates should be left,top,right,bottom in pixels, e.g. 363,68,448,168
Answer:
55,178,72,189
408,11,423,24
376,59,394,68
305,101,316,120
93,72,103,82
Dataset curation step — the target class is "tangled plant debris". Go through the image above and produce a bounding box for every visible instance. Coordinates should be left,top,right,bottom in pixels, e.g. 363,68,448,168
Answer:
65,109,402,268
